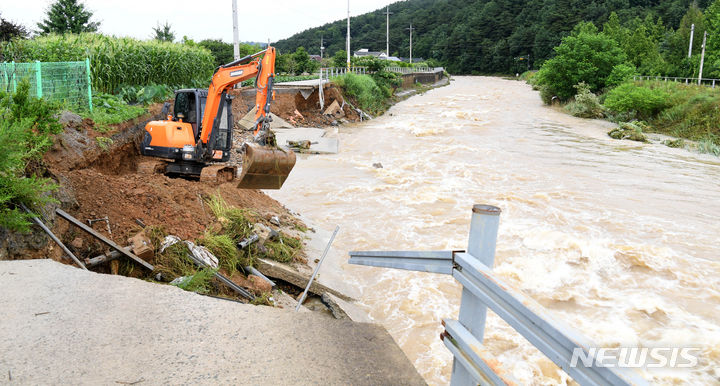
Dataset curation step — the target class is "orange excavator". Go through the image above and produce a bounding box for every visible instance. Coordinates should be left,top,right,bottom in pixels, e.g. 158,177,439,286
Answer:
140,46,295,189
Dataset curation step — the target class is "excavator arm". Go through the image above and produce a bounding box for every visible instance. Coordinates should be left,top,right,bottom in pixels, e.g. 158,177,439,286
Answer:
199,46,295,190
199,46,276,147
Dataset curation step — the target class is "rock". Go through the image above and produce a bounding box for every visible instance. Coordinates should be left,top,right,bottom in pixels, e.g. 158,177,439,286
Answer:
70,238,84,250
608,122,648,142
268,229,280,240
58,111,83,127
331,120,339,126
270,216,281,226
248,274,273,294
372,162,383,169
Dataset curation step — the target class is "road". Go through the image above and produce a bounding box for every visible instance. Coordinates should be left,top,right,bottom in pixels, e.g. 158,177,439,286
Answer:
0,259,425,385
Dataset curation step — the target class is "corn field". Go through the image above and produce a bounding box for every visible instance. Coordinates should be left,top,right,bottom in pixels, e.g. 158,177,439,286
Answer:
1,34,215,93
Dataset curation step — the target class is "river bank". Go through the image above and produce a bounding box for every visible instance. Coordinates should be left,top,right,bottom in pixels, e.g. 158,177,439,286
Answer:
268,76,720,384
524,72,720,156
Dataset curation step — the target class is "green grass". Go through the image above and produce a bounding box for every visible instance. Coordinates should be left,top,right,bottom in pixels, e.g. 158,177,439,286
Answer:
82,93,146,130
265,233,303,263
95,136,113,151
171,268,217,294
197,232,240,274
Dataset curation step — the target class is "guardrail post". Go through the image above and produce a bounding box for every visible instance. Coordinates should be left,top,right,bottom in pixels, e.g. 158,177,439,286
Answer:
85,58,93,112
35,60,43,98
451,205,502,386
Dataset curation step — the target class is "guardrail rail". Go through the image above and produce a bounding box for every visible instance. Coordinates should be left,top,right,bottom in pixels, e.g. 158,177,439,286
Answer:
349,204,647,386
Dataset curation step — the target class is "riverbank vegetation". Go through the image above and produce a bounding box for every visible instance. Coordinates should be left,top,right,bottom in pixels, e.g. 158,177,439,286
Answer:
333,67,403,115
531,2,720,152
0,81,61,232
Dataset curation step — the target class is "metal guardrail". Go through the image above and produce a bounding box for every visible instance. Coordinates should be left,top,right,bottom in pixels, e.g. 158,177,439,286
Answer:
384,66,444,74
634,75,720,88
349,205,648,386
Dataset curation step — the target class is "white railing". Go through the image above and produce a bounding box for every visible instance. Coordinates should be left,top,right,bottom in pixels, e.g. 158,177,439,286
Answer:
633,75,720,88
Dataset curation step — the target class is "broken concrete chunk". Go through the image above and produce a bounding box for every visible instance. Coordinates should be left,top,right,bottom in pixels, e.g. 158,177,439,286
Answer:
128,231,154,260
184,241,219,269
323,100,341,116
270,216,281,226
253,223,272,243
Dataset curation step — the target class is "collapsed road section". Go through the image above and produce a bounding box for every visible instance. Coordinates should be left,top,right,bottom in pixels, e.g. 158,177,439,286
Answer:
0,259,425,385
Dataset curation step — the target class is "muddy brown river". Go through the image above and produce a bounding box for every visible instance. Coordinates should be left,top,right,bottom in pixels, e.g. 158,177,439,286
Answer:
269,76,720,384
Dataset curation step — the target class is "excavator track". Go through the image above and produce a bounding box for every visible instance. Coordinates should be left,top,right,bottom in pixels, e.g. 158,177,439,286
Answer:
200,165,237,183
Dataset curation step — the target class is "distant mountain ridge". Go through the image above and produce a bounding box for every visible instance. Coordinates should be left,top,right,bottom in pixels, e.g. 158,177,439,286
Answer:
274,0,709,74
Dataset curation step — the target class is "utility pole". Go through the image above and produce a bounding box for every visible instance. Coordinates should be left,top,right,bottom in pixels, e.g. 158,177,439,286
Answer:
232,0,240,60
688,23,695,58
406,24,415,65
384,6,392,58
320,35,325,59
346,0,351,71
698,31,707,85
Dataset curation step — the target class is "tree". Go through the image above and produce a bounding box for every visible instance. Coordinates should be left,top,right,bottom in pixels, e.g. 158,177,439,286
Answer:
0,14,28,41
37,0,99,34
535,22,627,101
704,0,720,76
152,22,175,42
332,50,347,68
293,47,318,74
199,39,233,67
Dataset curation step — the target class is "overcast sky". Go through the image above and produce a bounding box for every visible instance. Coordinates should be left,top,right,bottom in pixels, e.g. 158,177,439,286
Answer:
2,0,396,43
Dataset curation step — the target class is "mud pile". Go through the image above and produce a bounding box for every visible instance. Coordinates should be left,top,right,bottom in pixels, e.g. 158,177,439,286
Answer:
10,106,302,267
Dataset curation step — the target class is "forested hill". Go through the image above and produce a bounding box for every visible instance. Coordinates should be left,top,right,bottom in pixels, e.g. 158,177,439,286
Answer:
274,0,710,74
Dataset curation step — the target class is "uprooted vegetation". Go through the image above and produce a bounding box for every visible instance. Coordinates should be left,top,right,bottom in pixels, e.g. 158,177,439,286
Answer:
135,194,305,301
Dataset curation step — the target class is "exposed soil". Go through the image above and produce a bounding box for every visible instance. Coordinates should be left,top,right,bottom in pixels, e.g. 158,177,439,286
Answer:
230,85,359,128
36,103,304,269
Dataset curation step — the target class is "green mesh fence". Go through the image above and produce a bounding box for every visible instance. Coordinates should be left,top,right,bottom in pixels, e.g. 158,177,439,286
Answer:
0,59,93,111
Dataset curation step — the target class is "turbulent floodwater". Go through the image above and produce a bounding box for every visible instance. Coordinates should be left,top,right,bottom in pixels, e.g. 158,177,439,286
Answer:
269,76,720,384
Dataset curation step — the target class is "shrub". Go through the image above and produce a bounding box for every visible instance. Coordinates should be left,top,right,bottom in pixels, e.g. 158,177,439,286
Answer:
0,80,62,232
606,64,637,88
604,82,670,119
118,84,173,105
333,73,386,114
565,82,604,118
371,70,402,97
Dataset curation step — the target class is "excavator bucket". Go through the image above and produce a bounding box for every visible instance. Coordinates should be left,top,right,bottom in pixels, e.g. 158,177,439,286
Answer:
237,144,296,189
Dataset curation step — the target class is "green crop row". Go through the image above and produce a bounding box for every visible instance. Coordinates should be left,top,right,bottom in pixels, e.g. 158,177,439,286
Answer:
1,33,214,93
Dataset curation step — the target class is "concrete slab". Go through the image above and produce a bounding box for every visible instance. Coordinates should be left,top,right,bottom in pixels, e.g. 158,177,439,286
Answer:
274,128,339,154
236,107,293,131
0,259,425,385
